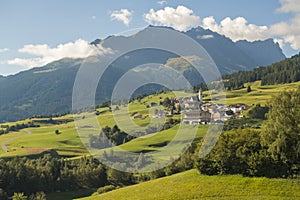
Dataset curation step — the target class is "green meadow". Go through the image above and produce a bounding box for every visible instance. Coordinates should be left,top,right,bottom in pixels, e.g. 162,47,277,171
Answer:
0,81,299,159
208,81,300,105
80,169,300,200
0,123,88,158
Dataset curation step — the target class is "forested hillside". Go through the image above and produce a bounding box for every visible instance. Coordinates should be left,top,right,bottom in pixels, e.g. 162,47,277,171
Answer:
223,53,300,89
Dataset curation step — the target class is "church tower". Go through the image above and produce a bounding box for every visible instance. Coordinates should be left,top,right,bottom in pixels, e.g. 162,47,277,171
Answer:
198,88,202,103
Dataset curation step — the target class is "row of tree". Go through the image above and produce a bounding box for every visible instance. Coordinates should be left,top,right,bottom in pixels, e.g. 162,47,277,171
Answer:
0,122,39,135
0,155,106,197
0,154,146,198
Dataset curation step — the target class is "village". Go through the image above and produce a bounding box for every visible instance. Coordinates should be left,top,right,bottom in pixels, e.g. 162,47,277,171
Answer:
146,89,250,125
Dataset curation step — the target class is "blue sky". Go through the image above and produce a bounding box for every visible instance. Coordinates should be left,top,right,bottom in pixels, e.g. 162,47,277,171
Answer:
0,0,299,75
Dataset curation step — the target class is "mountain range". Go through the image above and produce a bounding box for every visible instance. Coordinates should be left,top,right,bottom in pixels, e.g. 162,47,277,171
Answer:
0,26,286,122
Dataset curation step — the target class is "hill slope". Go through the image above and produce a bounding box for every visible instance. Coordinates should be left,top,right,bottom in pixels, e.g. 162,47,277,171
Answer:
80,169,300,200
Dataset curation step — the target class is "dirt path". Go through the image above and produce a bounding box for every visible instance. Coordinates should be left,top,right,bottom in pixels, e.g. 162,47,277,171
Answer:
1,129,32,152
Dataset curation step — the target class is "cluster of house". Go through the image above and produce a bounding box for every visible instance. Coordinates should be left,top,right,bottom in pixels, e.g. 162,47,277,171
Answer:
180,89,249,124
148,89,249,125
138,88,250,125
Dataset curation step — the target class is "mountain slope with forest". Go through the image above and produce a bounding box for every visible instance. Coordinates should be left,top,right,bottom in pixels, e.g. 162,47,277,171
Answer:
0,26,286,122
223,52,300,89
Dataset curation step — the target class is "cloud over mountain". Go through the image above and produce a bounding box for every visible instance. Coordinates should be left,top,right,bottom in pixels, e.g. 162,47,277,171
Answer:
202,16,270,42
270,0,300,50
144,5,200,31
143,2,300,51
7,39,112,68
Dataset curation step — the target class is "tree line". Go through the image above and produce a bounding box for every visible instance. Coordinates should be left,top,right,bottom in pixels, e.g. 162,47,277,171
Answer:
0,155,106,199
0,122,39,135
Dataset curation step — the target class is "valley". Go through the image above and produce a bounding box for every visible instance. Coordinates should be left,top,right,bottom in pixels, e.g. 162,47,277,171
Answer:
0,80,299,199
1,1,300,200
1,81,299,159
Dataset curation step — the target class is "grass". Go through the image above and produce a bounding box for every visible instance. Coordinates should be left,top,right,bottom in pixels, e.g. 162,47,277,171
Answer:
118,124,207,153
79,169,300,200
0,81,299,159
85,124,208,171
0,122,88,158
206,81,300,106
0,130,29,154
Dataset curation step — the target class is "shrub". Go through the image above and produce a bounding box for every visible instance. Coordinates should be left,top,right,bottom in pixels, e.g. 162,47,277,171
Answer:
97,185,118,194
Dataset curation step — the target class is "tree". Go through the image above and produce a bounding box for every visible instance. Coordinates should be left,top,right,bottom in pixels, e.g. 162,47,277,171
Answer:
0,189,8,200
29,192,46,200
248,104,269,119
261,87,300,176
197,129,265,176
162,97,172,108
106,168,133,186
12,192,27,200
247,85,252,93
112,125,120,133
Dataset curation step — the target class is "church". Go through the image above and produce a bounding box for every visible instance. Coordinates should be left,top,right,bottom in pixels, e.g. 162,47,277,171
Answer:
181,89,211,125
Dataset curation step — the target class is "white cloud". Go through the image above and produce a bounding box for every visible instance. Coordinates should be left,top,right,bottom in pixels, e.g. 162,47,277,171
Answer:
202,16,270,42
283,34,300,50
277,0,300,13
197,34,214,40
7,58,46,68
111,9,133,26
198,1,300,51
92,16,96,20
270,0,300,50
7,39,112,68
157,1,167,6
144,6,200,31
274,38,285,48
0,48,9,53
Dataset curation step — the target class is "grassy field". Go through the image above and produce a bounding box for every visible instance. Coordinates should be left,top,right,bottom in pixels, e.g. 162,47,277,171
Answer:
0,91,193,158
0,81,299,159
0,130,29,154
0,123,88,158
80,169,300,200
85,124,208,171
207,81,300,105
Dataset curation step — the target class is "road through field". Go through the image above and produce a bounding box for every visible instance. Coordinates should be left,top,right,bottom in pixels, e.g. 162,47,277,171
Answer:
1,129,32,152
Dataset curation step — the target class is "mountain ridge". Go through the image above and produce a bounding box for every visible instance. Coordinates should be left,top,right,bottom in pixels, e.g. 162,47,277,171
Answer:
0,26,287,122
